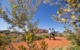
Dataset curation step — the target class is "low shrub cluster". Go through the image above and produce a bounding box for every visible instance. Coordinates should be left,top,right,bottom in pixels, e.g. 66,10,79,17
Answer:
0,32,80,50
63,33,80,46
49,45,80,50
0,34,11,46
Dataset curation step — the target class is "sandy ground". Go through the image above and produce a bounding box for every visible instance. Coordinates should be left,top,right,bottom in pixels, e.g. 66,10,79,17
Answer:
6,36,70,50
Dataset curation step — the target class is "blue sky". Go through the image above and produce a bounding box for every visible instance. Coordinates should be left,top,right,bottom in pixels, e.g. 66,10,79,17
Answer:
0,0,71,32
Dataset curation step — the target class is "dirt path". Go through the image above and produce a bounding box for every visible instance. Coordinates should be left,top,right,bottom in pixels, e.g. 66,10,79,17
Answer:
6,36,70,50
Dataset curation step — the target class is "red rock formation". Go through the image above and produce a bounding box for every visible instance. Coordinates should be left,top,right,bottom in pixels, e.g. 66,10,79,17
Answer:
37,28,48,33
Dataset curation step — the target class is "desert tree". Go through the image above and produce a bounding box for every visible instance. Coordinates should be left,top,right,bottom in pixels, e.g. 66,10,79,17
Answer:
0,0,41,33
43,0,80,45
43,0,80,31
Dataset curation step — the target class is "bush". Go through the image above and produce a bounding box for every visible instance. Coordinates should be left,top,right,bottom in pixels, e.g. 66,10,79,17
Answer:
34,35,42,40
64,33,76,40
40,40,48,50
41,34,49,39
18,45,26,50
0,34,11,46
49,45,80,50
71,39,77,45
56,33,63,37
65,45,80,50
64,33,80,46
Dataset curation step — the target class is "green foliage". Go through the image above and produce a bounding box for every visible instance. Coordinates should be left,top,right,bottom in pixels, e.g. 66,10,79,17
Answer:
65,35,72,40
71,39,77,45
63,32,80,46
29,42,39,50
0,0,42,32
49,47,63,50
26,32,33,44
0,34,11,46
10,37,17,42
12,4,17,10
75,37,80,46
54,47,63,50
41,34,49,39
49,45,80,50
47,0,80,28
65,45,80,50
43,0,80,47
33,34,42,40
40,40,48,50
64,33,75,40
56,33,63,37
21,33,27,41
18,45,26,50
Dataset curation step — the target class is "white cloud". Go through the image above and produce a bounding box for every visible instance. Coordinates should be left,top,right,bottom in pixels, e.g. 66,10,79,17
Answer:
50,3,53,6
43,0,50,4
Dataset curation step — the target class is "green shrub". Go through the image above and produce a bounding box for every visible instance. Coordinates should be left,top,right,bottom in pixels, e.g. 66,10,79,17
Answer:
64,33,80,46
56,33,63,37
40,40,48,50
64,33,76,40
34,35,42,40
18,45,26,50
0,34,11,46
55,47,63,50
75,36,80,46
65,45,80,50
41,34,49,39
49,45,80,50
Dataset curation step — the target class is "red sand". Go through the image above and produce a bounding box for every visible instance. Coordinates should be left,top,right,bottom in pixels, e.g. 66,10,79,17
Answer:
6,36,70,50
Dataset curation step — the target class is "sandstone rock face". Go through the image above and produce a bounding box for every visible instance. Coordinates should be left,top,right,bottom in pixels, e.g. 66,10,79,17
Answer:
37,28,48,33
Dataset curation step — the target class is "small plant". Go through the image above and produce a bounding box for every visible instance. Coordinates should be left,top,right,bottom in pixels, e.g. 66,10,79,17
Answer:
41,34,49,39
56,33,63,37
49,45,80,50
22,33,27,41
40,39,48,50
0,34,11,46
26,32,36,50
26,32,33,44
64,33,76,41
34,35,42,40
18,45,26,50
76,36,80,46
54,47,63,50
48,47,55,50
10,37,17,42
65,45,80,50
30,42,39,50
71,39,77,45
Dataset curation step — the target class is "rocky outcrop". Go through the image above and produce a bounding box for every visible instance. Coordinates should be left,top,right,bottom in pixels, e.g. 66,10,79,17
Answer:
37,28,48,33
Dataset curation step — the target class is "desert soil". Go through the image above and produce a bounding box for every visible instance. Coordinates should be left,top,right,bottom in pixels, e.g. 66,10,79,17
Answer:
6,36,70,50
